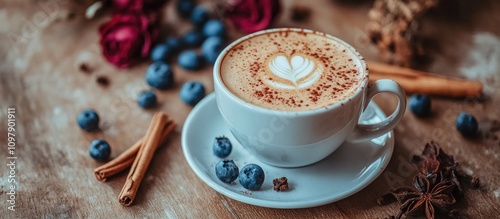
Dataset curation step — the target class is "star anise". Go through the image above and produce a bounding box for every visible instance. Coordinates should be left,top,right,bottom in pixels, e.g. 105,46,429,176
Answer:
380,174,456,219
412,141,452,175
378,141,482,219
411,141,480,198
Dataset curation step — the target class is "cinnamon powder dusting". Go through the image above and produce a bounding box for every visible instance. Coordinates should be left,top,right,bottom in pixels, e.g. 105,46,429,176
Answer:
220,30,364,111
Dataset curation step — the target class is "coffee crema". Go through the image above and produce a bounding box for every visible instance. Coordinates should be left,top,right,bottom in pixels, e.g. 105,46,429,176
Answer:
220,29,365,111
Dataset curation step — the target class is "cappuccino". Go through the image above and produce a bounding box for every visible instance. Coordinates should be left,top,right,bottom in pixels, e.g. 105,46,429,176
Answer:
219,29,365,111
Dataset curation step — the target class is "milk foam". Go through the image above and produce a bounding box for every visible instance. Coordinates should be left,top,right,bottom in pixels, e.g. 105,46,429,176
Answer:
220,29,365,111
266,53,322,89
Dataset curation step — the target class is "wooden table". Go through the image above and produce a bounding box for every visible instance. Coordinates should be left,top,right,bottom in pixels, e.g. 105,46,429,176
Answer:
1,0,500,218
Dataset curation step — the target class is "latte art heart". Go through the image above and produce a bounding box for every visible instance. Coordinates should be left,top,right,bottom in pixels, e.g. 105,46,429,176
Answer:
266,54,322,89
220,30,363,111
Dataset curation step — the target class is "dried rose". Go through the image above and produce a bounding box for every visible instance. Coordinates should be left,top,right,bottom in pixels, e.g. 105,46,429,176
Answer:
98,12,158,68
110,0,167,13
223,0,281,34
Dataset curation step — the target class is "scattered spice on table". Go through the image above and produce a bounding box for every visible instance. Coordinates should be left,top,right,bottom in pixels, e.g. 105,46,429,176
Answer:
273,177,289,191
291,5,311,22
378,141,480,219
96,75,110,87
79,63,92,74
378,175,456,219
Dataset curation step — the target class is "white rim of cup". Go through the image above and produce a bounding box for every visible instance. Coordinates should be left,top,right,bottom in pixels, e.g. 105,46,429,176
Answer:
213,28,369,117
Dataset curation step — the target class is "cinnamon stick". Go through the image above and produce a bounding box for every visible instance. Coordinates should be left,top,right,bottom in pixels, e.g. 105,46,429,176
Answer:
368,61,483,98
93,121,176,181
118,112,175,206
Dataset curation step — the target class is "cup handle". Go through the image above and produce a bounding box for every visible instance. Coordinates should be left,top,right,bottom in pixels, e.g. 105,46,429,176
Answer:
346,79,406,143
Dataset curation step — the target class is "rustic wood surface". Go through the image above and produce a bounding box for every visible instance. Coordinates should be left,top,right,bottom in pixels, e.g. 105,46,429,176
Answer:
1,0,500,218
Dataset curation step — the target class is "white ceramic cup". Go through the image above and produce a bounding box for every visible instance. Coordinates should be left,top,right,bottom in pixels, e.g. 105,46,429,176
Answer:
213,28,406,167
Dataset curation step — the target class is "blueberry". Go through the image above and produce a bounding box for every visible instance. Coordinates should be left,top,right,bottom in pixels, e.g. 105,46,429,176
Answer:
150,44,173,61
215,159,239,184
182,30,204,47
137,90,157,109
89,139,111,162
179,81,205,105
213,136,232,158
456,112,478,136
203,19,226,38
178,50,203,70
190,5,210,27
145,62,174,90
175,0,194,18
165,37,182,52
239,164,265,190
202,37,224,64
77,109,100,131
409,94,431,117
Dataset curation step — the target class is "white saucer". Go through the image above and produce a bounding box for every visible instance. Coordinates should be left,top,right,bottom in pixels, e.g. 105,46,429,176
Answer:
181,93,394,209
